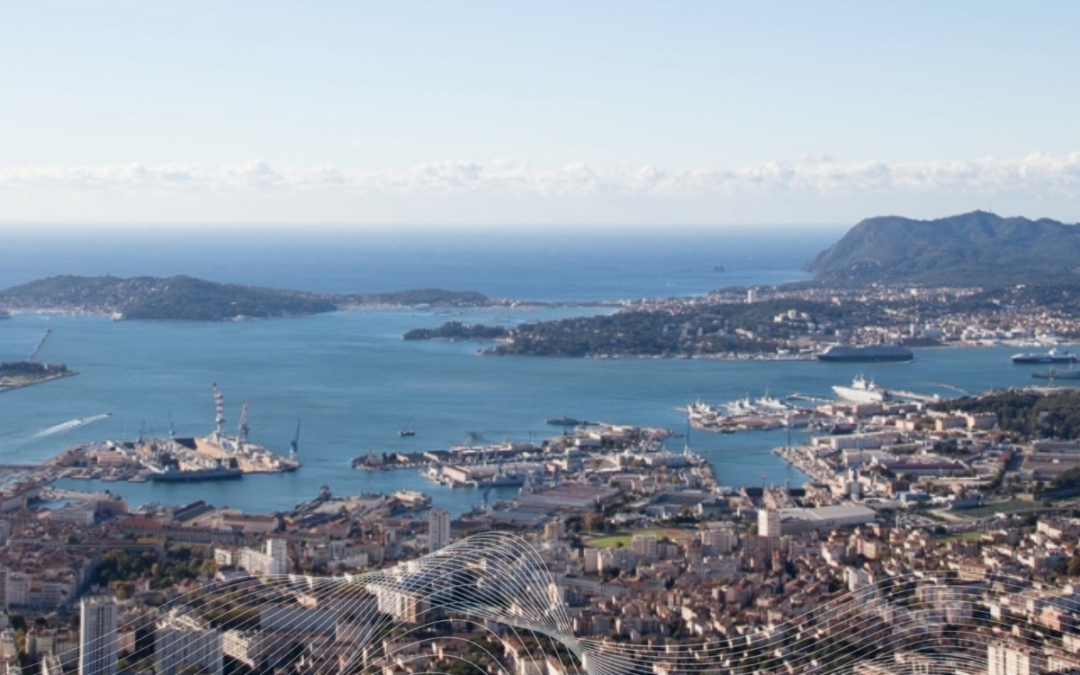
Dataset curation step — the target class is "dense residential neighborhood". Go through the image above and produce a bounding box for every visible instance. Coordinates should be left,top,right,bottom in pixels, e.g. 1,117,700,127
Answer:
2,384,1080,675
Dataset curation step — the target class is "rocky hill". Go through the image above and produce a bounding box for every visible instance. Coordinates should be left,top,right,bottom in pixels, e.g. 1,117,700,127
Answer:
0,275,490,321
805,211,1080,287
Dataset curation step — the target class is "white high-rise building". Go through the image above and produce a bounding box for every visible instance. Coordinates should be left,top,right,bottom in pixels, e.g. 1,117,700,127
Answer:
429,508,450,552
758,508,782,537
79,596,117,675
266,538,289,575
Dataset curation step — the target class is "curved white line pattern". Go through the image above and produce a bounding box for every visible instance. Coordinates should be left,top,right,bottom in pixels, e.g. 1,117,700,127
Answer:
69,532,1079,675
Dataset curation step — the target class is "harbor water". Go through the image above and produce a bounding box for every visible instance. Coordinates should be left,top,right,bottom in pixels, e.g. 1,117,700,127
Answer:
0,227,1052,515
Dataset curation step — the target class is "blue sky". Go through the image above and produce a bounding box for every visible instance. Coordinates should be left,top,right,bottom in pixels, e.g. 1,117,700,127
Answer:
2,1,1080,227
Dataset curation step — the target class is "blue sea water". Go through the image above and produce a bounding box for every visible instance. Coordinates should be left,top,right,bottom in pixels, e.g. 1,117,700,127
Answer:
0,226,1035,516
0,226,840,302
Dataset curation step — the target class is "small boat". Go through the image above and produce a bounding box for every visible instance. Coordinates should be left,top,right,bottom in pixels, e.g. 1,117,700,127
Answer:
546,417,582,426
399,415,416,437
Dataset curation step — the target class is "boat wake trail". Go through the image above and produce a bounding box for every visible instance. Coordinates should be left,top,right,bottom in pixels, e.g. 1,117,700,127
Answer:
34,413,111,438
921,381,970,396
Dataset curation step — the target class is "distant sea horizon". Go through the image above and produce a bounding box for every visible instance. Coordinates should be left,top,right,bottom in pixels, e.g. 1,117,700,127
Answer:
0,225,847,302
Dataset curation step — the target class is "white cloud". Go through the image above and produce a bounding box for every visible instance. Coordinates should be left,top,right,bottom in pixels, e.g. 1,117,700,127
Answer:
5,153,1080,200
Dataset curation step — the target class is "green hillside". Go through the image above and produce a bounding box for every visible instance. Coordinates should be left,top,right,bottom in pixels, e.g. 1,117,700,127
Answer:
805,211,1080,287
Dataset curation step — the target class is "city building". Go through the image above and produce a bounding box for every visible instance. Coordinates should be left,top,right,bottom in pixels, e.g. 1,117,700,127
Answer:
237,538,289,576
78,596,117,675
429,508,450,552
154,611,223,675
988,641,1040,675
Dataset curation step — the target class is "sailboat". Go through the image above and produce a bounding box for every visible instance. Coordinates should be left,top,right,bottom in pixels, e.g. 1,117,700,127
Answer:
399,415,416,437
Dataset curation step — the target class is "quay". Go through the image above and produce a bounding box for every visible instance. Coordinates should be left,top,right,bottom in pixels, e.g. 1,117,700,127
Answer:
45,385,299,483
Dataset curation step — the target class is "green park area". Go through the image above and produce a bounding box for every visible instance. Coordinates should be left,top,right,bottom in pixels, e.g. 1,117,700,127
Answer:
939,531,987,543
585,528,695,548
955,500,1046,519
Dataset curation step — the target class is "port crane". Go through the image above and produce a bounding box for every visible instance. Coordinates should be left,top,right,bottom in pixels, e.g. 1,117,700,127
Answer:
289,420,301,459
28,329,51,363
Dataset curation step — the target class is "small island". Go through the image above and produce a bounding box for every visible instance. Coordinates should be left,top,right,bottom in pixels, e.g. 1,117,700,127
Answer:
402,321,510,341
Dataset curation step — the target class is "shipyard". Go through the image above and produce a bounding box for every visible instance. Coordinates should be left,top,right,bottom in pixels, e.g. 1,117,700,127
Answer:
44,384,299,483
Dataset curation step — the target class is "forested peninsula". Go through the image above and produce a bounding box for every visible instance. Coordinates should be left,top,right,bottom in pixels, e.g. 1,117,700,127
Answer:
0,275,492,321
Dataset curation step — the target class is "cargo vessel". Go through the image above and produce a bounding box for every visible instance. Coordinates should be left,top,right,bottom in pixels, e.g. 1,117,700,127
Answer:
817,344,914,362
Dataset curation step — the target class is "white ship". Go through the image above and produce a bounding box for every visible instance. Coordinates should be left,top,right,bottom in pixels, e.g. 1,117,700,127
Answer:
726,396,757,415
755,391,791,412
687,399,717,419
832,375,892,403
393,489,433,509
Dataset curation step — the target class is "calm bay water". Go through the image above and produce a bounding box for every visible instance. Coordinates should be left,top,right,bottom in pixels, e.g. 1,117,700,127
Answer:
0,227,1038,515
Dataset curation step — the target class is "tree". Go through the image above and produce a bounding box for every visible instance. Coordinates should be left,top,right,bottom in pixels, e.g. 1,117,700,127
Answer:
583,513,604,532
113,581,134,601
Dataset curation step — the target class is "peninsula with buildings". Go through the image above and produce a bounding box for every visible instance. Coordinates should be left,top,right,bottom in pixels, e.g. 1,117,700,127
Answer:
404,212,1080,358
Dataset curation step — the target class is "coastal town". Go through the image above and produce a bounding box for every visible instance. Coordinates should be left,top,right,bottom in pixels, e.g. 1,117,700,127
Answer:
475,283,1080,359
2,380,1080,675
7,0,1080,672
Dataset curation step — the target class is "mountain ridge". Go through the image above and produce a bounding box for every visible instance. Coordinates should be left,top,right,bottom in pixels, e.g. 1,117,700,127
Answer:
804,211,1080,287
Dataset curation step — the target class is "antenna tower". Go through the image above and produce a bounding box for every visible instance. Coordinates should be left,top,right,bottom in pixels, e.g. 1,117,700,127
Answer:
212,383,226,439
290,420,301,459
238,403,249,444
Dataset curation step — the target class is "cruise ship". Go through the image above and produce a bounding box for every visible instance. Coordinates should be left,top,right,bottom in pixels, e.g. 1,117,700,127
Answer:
832,375,892,403
817,344,914,362
1011,348,1077,365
